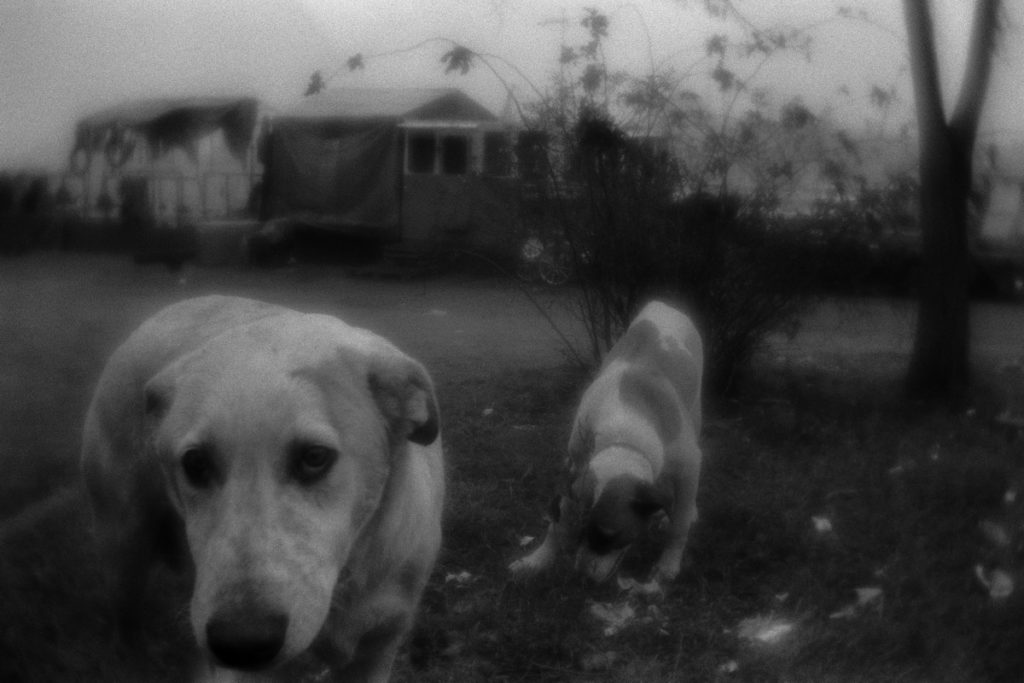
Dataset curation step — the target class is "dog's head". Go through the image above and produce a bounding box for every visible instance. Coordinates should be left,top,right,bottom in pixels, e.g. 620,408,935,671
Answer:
569,447,669,583
143,315,438,672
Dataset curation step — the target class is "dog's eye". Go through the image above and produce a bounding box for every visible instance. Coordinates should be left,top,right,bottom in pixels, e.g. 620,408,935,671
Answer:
181,446,218,489
291,445,337,484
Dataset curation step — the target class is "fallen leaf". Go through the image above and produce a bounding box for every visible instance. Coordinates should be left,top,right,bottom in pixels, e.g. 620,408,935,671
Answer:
718,660,740,674
975,565,1015,600
589,601,636,636
737,616,794,645
828,605,857,620
855,586,883,606
830,586,884,619
979,520,1012,548
616,576,665,599
444,570,474,585
811,515,833,534
578,650,618,672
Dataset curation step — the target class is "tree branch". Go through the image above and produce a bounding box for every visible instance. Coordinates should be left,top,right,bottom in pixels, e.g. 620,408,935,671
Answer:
949,0,1001,145
901,0,947,135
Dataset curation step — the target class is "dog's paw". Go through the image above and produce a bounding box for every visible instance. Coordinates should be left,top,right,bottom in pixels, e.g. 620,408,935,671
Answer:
651,564,679,585
507,557,540,577
508,556,544,579
651,548,685,584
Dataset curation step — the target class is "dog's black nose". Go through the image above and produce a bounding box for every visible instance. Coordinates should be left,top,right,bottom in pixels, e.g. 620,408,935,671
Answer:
586,523,624,554
206,611,288,671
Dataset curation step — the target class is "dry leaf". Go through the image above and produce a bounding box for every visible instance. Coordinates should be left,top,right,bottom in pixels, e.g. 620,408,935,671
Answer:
737,616,794,645
975,565,1015,600
718,660,740,674
616,576,665,599
578,650,618,672
855,586,883,606
979,520,1012,548
589,601,636,636
444,570,474,585
830,586,884,619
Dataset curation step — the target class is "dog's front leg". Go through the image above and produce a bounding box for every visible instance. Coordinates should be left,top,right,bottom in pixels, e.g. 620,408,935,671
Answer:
653,452,701,584
334,639,402,683
509,495,569,578
314,596,413,683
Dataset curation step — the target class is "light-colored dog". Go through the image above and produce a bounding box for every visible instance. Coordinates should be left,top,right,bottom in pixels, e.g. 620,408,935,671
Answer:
510,300,703,584
81,295,444,681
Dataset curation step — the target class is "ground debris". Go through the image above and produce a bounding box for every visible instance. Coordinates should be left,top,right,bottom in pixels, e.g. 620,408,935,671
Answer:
975,565,1015,600
588,601,636,636
829,586,884,620
737,615,795,645
577,650,619,672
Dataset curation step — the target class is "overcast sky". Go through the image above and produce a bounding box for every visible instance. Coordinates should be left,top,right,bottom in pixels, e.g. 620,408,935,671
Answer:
2,0,1022,171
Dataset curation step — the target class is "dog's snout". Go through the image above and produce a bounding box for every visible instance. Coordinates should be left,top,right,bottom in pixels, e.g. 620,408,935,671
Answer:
206,610,288,671
586,523,624,554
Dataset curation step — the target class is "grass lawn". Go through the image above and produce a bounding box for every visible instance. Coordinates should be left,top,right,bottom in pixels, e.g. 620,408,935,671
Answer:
1,253,1023,681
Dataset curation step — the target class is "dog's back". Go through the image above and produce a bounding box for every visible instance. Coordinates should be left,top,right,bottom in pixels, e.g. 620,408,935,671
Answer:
609,300,703,430
597,301,702,430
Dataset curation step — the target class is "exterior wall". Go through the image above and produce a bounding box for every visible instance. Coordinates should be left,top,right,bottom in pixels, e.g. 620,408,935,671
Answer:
401,174,517,252
399,125,517,252
64,127,260,228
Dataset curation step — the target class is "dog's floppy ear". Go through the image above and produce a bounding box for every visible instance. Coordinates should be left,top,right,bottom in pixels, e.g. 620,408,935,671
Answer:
631,481,671,518
368,352,440,446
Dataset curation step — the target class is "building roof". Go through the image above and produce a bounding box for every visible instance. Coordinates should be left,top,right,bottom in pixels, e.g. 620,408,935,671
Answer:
73,95,260,161
279,87,497,123
77,95,259,129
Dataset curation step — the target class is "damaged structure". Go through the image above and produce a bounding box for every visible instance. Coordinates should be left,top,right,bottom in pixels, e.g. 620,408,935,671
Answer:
261,87,517,253
66,95,262,227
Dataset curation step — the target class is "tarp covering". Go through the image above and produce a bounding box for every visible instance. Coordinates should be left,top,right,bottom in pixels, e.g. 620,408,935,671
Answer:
265,88,499,234
402,173,518,249
264,120,401,233
72,96,259,167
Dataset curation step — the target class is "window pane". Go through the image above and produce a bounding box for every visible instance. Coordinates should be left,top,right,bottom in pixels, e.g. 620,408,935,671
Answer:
440,135,469,175
408,133,435,174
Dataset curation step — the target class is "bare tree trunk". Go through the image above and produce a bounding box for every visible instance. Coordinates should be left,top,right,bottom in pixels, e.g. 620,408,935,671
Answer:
903,0,1000,401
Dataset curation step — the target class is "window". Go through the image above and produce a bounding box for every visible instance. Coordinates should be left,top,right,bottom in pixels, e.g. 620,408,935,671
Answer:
440,135,469,175
408,133,436,174
483,132,512,176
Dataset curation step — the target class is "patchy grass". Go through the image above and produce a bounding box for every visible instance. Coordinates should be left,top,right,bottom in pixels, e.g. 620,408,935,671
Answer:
392,363,1024,682
2,255,1024,681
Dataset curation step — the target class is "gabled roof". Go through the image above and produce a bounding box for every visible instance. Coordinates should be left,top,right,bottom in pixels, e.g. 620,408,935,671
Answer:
280,87,497,123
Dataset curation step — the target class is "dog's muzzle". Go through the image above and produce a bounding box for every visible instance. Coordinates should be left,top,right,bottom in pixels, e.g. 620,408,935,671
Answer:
206,607,289,671
575,547,626,584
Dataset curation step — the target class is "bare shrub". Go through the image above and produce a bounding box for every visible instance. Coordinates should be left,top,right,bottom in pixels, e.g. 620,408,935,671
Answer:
548,110,809,395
